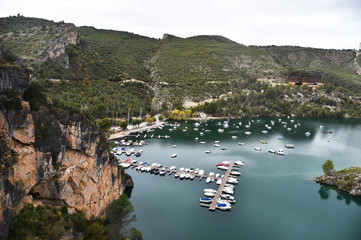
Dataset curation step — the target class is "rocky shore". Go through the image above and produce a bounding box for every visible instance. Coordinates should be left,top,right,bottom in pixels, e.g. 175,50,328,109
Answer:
314,167,361,196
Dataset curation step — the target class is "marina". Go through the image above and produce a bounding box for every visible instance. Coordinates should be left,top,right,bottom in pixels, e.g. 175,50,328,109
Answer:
112,118,361,240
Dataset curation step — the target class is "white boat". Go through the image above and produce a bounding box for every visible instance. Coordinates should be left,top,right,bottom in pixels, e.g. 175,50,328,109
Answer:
214,144,221,147
268,149,275,154
230,171,241,176
231,136,238,139
195,137,199,140
276,151,285,155
198,170,205,175
205,150,211,154
131,159,138,163
169,166,177,170
217,166,229,170
200,132,204,136
206,177,212,183
171,153,177,158
218,128,224,133
215,140,220,143
159,169,167,175
222,188,234,195
227,178,238,184
185,173,190,179
261,130,268,134
204,188,217,193
194,122,200,127
238,122,242,126
305,131,311,137
209,171,215,177
238,142,245,146
204,192,215,197
179,167,185,171
157,163,162,168
234,161,244,166
205,129,211,133
254,147,262,151
190,174,195,180
184,168,190,172
285,144,295,148
179,172,185,179
287,127,292,131
173,145,176,148
200,141,206,144
245,124,251,128
193,128,198,131
245,131,251,135
221,194,235,200
216,179,222,185
120,163,131,168
174,172,180,178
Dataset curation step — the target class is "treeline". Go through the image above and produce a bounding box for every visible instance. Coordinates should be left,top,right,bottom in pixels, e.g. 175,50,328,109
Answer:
8,194,142,240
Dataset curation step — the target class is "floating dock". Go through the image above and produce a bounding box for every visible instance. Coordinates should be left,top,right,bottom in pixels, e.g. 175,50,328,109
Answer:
209,160,235,211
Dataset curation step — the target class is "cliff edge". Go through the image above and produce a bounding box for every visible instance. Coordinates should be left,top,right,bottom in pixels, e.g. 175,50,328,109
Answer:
0,44,128,239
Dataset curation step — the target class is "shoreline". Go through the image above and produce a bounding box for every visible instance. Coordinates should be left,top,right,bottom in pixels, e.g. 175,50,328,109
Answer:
109,120,165,140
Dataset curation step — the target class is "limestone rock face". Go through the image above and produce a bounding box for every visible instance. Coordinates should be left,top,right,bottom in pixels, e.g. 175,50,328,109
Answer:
0,102,127,239
0,65,31,92
35,23,80,68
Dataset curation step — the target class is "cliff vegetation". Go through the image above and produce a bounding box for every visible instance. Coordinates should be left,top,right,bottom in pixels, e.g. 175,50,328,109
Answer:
1,15,361,120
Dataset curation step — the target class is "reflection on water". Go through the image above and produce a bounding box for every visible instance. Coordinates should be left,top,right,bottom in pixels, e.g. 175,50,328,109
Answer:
318,184,361,206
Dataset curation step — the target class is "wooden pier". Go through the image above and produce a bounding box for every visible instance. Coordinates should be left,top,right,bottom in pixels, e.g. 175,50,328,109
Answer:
209,160,235,211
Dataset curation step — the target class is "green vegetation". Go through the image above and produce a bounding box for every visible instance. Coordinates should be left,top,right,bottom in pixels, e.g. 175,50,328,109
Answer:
8,204,106,240
8,193,142,240
0,89,22,110
1,15,361,120
322,160,335,176
119,120,128,130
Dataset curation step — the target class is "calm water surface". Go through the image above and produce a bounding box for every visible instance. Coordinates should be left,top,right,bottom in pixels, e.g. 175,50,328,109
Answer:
117,118,361,240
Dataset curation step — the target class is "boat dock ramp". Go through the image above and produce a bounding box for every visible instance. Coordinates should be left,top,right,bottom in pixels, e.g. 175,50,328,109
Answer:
209,160,235,211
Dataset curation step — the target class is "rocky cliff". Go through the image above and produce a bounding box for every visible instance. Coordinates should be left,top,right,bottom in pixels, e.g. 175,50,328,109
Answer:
314,167,361,196
0,64,129,239
35,23,80,68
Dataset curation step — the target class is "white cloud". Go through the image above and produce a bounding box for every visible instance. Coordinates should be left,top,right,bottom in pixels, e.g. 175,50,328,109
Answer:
0,0,360,49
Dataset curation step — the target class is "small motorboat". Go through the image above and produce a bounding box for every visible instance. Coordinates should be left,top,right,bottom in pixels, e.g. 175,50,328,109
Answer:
216,179,222,185
200,197,213,203
238,142,245,146
205,150,211,154
245,131,251,135
217,166,229,170
227,178,238,184
285,144,295,148
305,131,311,137
260,140,267,144
215,140,220,143
204,189,217,193
230,171,241,176
214,144,221,147
204,192,215,197
171,153,177,158
231,136,238,139
216,203,231,210
254,147,262,151
218,129,224,133
261,130,268,134
234,161,244,166
200,141,206,144
221,147,227,150
268,149,275,154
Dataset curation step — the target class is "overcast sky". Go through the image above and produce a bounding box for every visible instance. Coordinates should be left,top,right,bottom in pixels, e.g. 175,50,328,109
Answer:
1,0,361,49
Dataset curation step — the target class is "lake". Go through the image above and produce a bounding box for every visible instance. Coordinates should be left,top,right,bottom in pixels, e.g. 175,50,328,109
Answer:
116,117,361,240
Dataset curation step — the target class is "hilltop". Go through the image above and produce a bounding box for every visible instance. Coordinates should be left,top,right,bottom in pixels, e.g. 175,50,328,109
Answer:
1,15,361,119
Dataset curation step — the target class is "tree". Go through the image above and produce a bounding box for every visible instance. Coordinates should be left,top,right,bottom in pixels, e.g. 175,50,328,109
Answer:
105,194,138,240
158,115,164,121
322,159,334,176
97,117,111,133
119,120,128,130
145,117,154,124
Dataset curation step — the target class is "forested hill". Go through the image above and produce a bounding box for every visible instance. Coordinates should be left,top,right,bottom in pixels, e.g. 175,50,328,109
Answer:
1,15,361,119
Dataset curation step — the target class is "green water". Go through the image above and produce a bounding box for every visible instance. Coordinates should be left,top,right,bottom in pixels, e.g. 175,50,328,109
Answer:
118,118,361,240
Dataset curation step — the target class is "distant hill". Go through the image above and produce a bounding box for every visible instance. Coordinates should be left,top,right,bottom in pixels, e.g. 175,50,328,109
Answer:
1,15,361,118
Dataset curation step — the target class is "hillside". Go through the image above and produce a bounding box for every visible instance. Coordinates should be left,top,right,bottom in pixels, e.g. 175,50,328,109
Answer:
1,15,361,119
